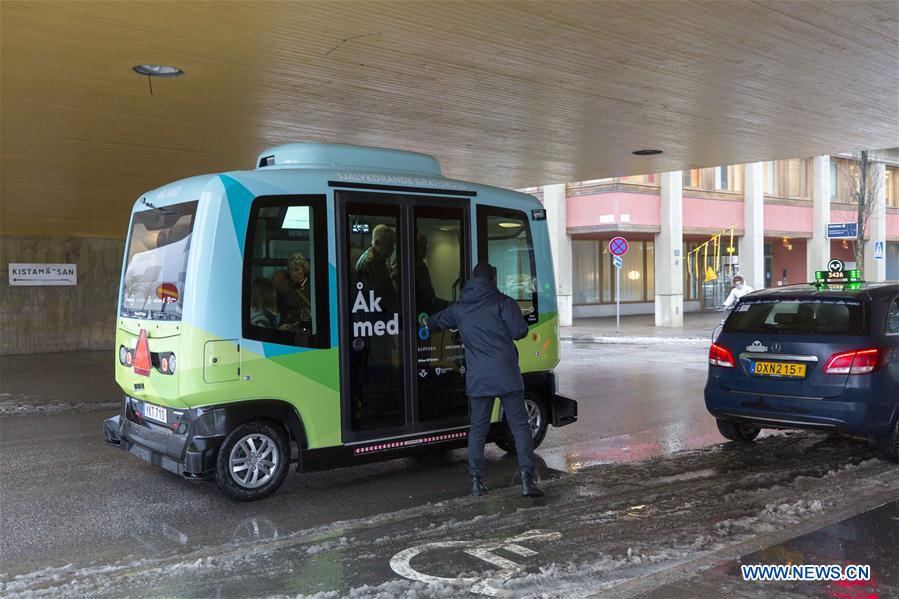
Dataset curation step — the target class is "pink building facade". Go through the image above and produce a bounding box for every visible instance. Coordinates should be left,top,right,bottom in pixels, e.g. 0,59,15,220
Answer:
532,154,899,325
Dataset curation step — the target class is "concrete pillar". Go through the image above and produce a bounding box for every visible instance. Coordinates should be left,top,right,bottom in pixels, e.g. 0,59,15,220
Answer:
544,184,573,326
808,156,831,276
655,171,683,327
865,161,887,282
742,162,765,289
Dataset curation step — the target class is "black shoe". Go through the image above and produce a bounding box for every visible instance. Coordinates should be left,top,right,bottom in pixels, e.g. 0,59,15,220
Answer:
521,471,544,498
471,475,489,497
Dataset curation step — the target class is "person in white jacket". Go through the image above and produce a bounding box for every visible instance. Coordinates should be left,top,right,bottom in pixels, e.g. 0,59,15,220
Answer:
723,275,755,308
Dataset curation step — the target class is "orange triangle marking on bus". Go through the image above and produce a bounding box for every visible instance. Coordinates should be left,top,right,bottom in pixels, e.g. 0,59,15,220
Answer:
133,329,151,377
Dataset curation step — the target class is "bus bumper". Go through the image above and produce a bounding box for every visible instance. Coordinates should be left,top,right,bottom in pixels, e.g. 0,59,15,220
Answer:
103,402,222,479
550,393,578,427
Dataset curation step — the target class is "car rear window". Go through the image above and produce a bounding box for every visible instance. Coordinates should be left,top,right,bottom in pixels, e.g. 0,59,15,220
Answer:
723,298,866,336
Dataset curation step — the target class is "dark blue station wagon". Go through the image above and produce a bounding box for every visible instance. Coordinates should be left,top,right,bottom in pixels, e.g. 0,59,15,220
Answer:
705,282,899,462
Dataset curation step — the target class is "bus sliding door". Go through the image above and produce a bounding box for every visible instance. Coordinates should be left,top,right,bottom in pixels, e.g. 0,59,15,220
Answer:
412,204,468,424
337,191,469,443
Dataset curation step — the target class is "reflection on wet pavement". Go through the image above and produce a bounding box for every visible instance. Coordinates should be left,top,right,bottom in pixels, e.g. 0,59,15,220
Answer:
5,431,897,598
2,342,897,598
640,500,899,598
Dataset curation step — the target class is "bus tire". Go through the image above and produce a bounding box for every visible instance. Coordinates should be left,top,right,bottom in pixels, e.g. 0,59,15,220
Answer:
495,392,549,454
216,420,289,501
716,418,761,443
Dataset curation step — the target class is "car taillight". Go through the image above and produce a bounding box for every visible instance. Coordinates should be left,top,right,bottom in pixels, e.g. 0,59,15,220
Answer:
709,343,735,368
824,347,886,375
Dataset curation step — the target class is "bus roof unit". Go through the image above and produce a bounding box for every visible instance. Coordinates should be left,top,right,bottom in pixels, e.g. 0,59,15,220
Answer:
255,142,442,175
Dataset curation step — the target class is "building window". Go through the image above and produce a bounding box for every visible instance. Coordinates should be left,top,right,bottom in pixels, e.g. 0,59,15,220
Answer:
683,169,701,189
765,161,777,195
573,240,654,304
618,173,659,185
886,167,899,209
830,161,838,201
573,240,601,304
784,158,809,198
715,166,726,191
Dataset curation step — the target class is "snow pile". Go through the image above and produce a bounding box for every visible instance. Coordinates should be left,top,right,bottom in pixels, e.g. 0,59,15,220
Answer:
305,536,348,555
287,577,460,599
715,498,824,536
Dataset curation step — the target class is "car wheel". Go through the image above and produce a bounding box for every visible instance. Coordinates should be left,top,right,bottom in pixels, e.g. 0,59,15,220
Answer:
495,392,549,454
716,418,761,443
878,419,899,464
216,421,289,501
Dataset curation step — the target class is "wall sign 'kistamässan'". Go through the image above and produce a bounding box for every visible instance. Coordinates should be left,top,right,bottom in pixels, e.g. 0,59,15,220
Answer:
8,263,77,286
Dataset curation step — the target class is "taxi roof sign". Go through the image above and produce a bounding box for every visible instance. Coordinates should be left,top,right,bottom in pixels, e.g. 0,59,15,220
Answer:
814,268,862,285
813,258,863,287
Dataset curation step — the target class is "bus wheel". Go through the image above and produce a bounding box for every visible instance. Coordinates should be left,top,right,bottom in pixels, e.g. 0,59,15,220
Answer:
495,392,549,454
716,419,761,443
216,421,289,501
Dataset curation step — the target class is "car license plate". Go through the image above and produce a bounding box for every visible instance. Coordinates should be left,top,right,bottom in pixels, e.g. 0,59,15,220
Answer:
753,361,806,378
143,402,167,423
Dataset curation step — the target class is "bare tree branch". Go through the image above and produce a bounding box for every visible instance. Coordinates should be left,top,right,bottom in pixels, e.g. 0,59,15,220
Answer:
843,151,884,277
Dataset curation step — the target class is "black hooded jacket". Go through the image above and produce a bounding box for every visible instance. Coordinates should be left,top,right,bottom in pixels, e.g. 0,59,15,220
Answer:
428,276,529,397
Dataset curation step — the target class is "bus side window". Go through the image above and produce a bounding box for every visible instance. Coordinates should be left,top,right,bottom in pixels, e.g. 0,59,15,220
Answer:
242,195,330,348
476,205,538,324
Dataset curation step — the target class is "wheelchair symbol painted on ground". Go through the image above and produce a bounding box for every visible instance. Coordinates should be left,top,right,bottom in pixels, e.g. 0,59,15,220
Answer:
390,529,562,596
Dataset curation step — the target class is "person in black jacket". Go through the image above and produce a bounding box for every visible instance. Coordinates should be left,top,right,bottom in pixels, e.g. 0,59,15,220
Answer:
427,262,543,498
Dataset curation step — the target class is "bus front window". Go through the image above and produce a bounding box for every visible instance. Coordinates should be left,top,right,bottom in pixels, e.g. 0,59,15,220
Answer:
120,201,198,321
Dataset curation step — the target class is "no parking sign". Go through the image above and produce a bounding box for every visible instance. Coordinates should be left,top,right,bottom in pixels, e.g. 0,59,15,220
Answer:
609,236,628,334
609,236,629,257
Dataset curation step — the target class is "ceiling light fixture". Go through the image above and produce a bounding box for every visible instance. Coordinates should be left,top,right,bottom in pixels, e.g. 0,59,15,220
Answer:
133,65,184,97
132,65,184,77
632,149,663,156
498,222,522,228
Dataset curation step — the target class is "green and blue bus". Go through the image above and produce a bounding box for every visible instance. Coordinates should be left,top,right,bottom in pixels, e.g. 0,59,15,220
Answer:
104,142,576,500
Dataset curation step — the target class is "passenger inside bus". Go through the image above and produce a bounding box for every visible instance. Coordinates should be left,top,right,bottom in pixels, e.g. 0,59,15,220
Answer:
355,224,398,315
280,252,313,332
250,277,279,328
415,232,449,315
271,269,291,319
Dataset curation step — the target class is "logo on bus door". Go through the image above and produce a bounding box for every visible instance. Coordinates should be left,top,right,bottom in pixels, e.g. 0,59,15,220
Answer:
351,282,399,338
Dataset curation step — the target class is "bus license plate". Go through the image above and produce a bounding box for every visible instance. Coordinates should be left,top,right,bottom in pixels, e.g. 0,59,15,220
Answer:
143,402,167,423
753,361,806,378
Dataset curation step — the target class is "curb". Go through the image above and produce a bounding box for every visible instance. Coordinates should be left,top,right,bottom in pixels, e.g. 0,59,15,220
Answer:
561,335,710,345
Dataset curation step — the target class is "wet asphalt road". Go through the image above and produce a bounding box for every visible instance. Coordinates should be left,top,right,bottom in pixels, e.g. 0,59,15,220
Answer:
2,341,897,597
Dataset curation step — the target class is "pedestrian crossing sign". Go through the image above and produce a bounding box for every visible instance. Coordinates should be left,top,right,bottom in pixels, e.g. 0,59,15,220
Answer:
874,241,885,261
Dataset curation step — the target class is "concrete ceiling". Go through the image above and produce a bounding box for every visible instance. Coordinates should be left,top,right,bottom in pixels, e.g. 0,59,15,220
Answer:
1,1,897,238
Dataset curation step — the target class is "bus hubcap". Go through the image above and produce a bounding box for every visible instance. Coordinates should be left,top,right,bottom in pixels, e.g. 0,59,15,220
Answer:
229,433,279,489
524,399,543,438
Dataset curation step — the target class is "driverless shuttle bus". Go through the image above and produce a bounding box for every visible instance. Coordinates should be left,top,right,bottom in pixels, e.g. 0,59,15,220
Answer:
104,143,577,500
